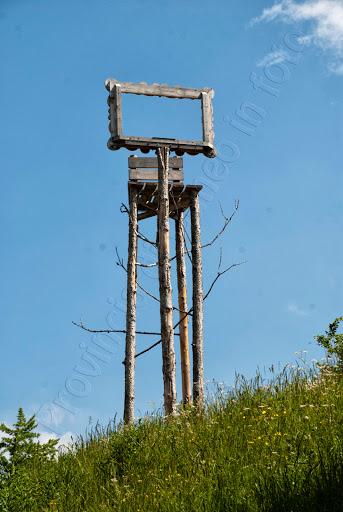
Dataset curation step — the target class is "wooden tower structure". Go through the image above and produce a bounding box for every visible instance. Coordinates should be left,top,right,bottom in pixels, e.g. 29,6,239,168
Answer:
105,79,216,423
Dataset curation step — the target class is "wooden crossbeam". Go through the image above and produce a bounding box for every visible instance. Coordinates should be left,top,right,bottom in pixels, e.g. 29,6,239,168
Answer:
129,169,183,181
129,156,183,169
105,79,214,100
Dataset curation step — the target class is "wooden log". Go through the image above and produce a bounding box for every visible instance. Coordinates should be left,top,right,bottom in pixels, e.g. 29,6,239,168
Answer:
108,136,216,157
175,212,192,404
190,189,204,406
117,135,206,147
157,147,177,415
105,78,214,100
123,185,138,424
128,156,183,169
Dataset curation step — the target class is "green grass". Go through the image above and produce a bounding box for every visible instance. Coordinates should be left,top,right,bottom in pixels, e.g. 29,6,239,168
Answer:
2,356,343,511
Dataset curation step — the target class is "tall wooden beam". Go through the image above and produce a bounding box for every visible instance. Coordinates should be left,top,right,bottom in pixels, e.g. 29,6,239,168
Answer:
175,212,192,405
157,147,177,415
124,184,138,423
190,189,204,405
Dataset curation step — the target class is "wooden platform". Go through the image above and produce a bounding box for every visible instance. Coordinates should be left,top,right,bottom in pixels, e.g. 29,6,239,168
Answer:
128,181,203,221
128,156,184,182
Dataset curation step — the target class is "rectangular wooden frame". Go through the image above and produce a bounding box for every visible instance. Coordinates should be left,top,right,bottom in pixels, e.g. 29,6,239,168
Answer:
105,79,216,158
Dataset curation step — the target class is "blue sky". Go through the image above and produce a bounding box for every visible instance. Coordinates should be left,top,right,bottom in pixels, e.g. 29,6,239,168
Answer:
1,0,342,444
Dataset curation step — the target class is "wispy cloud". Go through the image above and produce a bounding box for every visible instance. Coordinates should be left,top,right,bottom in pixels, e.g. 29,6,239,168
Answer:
257,51,290,67
288,302,309,316
251,0,343,74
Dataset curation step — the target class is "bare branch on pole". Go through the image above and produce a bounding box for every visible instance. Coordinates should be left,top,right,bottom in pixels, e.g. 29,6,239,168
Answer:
132,250,246,361
116,247,191,316
72,320,178,336
120,203,157,247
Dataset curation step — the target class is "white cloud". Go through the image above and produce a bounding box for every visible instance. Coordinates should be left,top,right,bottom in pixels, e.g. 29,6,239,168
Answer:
251,0,343,74
288,302,309,316
37,430,75,452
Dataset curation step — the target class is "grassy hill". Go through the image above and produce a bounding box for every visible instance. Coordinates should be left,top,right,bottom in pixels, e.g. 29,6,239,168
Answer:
2,357,343,512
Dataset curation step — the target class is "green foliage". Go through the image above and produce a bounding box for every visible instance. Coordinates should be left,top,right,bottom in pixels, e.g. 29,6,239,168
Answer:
315,316,343,364
3,360,343,511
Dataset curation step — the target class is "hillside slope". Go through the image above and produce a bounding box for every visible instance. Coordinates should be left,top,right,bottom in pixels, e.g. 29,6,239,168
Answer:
1,358,343,512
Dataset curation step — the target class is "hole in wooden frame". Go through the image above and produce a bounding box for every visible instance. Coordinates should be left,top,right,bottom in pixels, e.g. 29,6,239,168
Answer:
105,79,216,158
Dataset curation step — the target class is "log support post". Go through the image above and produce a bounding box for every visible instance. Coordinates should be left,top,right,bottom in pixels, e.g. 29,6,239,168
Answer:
175,211,192,405
124,184,138,424
190,189,204,405
157,147,177,415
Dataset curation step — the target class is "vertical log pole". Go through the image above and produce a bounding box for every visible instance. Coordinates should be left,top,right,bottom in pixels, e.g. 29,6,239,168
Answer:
175,212,192,404
157,147,177,415
190,189,204,405
124,184,138,424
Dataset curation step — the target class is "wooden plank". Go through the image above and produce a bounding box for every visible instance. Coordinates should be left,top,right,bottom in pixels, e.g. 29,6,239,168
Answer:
120,135,202,146
108,137,216,157
201,92,214,145
138,210,157,221
128,156,183,169
109,84,122,137
129,169,183,181
105,78,214,100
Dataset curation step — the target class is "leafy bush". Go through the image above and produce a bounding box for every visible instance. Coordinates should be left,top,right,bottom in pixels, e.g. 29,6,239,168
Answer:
315,315,343,365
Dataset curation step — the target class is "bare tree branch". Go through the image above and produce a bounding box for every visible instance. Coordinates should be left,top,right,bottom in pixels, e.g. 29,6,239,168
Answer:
132,247,246,361
72,319,180,336
203,244,246,301
183,222,193,265
116,247,191,316
132,309,191,361
136,261,159,268
135,201,239,267
201,200,239,249
120,203,157,247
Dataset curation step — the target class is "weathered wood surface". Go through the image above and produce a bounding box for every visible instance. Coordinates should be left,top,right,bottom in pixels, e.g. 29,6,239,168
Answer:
109,84,122,137
108,136,216,157
106,80,216,158
201,92,214,145
190,189,204,406
129,169,183,181
127,182,203,221
157,148,177,415
114,135,210,147
137,210,157,221
105,78,214,100
175,212,192,404
124,185,139,424
129,156,183,169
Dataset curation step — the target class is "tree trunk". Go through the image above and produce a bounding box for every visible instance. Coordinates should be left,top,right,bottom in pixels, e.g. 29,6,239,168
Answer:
190,189,204,405
157,147,177,415
124,184,138,423
175,211,192,404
